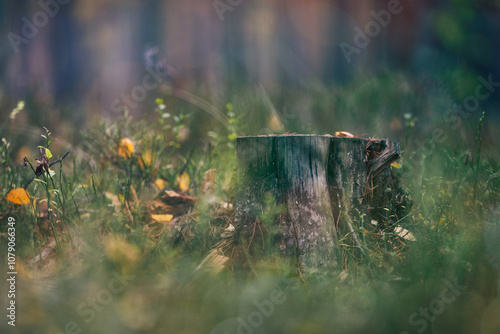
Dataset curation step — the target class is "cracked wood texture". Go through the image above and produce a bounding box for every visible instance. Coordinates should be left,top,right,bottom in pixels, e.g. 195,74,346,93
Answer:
235,135,402,271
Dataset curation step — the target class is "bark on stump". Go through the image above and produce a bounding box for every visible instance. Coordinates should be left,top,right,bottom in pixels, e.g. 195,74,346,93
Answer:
235,135,403,271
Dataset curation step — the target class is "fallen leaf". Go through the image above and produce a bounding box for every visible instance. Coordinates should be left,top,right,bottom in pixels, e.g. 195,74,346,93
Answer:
118,138,135,158
105,191,121,211
201,169,217,194
159,190,196,206
394,226,416,241
225,223,235,232
154,178,168,190
146,200,179,215
177,171,190,192
5,188,30,205
151,214,173,223
335,131,355,138
196,249,229,273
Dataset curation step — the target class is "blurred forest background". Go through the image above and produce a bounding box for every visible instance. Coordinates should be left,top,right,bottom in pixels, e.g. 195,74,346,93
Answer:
0,0,499,148
1,2,500,333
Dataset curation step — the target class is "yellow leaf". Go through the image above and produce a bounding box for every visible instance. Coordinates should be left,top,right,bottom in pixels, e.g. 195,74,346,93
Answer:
154,178,168,190
138,149,153,170
177,171,190,192
391,161,402,169
5,188,30,205
335,131,355,138
118,138,135,158
151,214,173,223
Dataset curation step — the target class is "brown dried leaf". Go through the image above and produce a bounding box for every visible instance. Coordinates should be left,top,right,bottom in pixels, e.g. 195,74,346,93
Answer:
104,192,121,211
145,200,185,217
201,169,217,194
196,249,229,273
159,190,196,206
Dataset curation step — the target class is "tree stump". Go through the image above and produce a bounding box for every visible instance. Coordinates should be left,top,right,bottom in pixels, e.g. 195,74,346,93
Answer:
235,135,404,271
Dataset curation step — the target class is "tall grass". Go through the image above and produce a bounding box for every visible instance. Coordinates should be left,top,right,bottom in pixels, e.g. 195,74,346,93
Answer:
0,71,499,334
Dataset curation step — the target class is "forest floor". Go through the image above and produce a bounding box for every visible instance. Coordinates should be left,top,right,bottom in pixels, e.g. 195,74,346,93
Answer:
1,80,500,334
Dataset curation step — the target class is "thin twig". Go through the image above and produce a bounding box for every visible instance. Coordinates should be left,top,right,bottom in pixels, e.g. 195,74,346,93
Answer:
346,218,369,260
24,150,70,188
257,220,265,250
247,219,259,251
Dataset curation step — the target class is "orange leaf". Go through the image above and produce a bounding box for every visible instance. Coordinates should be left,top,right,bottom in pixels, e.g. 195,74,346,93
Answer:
5,188,30,205
335,131,355,138
118,138,135,158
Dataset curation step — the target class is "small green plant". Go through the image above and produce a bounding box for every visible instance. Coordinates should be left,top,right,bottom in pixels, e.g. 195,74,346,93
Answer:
1,72,499,334
23,127,72,248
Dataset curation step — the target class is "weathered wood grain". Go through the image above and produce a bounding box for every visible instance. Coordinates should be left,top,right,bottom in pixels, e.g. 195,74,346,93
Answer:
235,135,403,271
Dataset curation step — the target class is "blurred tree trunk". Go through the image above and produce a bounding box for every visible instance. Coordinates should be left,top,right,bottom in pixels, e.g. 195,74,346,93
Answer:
235,135,402,271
